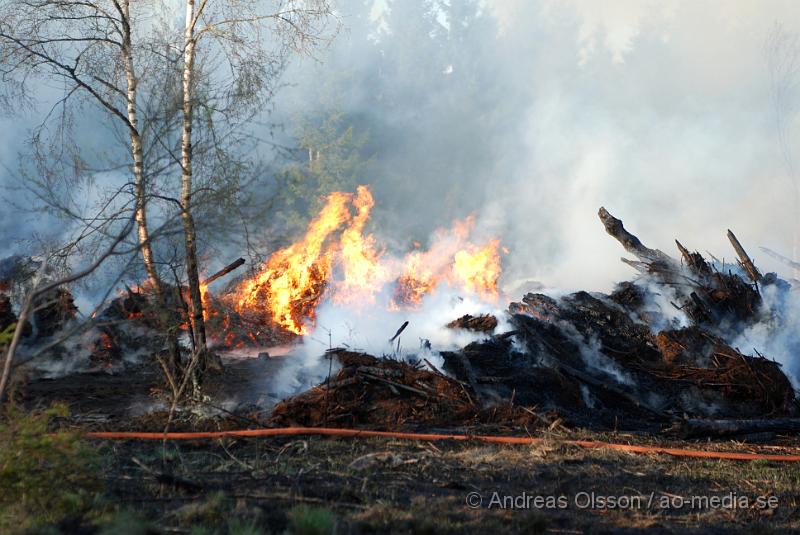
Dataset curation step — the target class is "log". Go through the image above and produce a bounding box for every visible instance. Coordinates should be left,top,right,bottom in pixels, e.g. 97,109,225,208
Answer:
202,258,246,286
675,240,711,276
549,357,667,418
319,376,359,390
513,317,667,418
675,240,692,265
446,314,498,333
673,417,800,438
727,230,761,283
357,366,403,378
389,320,409,343
598,207,674,266
359,372,429,397
620,257,649,273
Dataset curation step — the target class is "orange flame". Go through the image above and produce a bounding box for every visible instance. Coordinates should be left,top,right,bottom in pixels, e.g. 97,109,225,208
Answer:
332,186,390,304
392,216,502,306
229,186,503,335
452,239,501,301
233,191,352,334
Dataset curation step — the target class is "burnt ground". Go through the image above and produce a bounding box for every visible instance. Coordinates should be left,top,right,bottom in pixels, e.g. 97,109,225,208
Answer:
18,355,288,426
11,355,800,534
96,433,800,534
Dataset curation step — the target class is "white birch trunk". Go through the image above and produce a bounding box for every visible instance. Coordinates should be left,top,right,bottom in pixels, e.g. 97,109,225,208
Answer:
121,0,161,293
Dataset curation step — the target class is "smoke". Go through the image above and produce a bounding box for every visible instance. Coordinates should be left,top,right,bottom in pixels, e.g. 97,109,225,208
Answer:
4,0,800,293
264,0,800,390
269,0,800,295
732,283,800,388
3,0,800,388
269,284,509,397
22,323,152,378
313,285,506,356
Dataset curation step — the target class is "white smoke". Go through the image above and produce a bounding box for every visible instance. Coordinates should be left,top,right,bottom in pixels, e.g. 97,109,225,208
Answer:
732,283,800,388
266,283,509,398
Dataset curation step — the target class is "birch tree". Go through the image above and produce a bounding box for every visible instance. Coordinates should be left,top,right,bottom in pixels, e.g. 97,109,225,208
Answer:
0,0,165,291
174,0,336,374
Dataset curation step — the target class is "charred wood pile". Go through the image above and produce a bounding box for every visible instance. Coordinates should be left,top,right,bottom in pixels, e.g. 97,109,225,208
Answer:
32,288,78,338
201,291,287,350
5,207,800,438
269,349,550,430
275,208,799,435
0,254,279,375
446,313,498,333
437,208,798,430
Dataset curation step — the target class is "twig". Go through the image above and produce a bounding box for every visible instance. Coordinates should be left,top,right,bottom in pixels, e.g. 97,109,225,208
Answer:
359,372,429,397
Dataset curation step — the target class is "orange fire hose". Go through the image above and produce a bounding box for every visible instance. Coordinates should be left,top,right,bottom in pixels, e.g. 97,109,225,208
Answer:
86,427,800,462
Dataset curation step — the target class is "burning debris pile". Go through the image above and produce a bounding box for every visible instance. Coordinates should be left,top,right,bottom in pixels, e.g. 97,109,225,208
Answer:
0,259,80,349
211,186,503,341
0,185,506,376
270,349,548,430
5,184,799,435
275,207,799,432
434,208,798,429
446,313,498,333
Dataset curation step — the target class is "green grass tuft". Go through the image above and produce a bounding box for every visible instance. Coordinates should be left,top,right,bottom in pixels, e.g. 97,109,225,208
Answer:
287,505,336,535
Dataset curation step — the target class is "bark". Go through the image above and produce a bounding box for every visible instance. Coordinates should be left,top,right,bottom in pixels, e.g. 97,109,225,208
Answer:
202,257,245,286
675,240,712,277
120,0,160,293
727,229,762,283
598,207,674,265
181,0,219,375
120,0,183,375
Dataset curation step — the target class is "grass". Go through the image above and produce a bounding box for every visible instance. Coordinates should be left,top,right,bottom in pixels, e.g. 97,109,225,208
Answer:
0,403,105,533
287,505,336,535
0,419,798,533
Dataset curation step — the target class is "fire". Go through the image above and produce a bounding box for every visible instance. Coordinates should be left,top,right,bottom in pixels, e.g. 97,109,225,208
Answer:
200,282,210,320
452,239,501,300
332,186,390,304
229,185,504,336
233,191,352,334
392,216,502,306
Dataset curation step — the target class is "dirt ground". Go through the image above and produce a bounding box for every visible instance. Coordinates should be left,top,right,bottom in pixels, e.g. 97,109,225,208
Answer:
19,355,288,425
96,433,800,534
14,356,800,533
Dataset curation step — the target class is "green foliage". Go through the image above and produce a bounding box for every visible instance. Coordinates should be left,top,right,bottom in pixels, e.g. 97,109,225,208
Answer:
0,403,103,533
98,510,154,535
287,505,336,535
275,109,372,238
0,322,15,346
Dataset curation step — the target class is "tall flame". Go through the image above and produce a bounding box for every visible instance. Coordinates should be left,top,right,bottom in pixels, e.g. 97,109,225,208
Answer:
333,186,390,304
452,239,501,300
234,192,352,334
230,185,503,336
392,216,501,306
